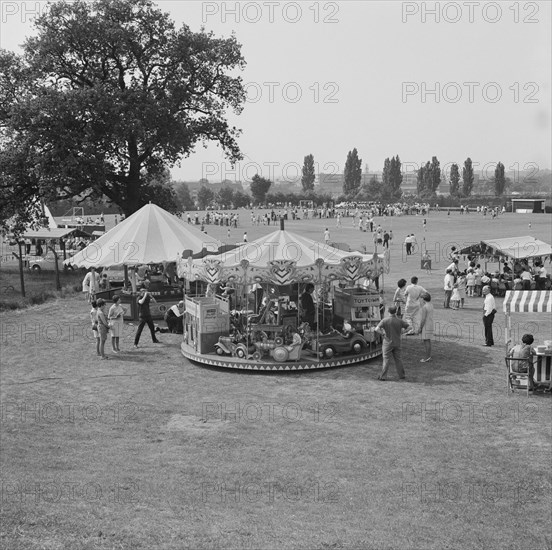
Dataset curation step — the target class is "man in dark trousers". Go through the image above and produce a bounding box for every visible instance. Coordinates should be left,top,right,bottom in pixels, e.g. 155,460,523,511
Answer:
375,306,411,381
482,285,496,346
134,281,161,348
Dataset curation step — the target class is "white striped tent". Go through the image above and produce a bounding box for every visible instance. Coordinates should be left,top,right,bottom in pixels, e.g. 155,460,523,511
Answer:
503,290,552,354
503,290,552,313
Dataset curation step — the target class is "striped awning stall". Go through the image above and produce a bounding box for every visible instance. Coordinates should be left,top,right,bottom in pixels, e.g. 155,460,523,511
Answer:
503,291,552,313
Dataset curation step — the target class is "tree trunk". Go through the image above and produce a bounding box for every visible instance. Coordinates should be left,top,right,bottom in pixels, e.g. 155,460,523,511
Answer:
124,138,142,216
17,241,26,297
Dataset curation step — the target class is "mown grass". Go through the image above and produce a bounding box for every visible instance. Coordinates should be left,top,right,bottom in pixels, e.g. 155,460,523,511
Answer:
0,267,83,311
0,210,550,550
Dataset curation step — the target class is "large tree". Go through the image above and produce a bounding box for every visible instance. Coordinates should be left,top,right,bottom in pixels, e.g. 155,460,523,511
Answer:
175,182,195,211
449,163,460,196
494,161,506,196
382,155,403,202
0,0,246,230
462,157,474,197
217,185,234,207
250,174,271,205
416,156,441,199
343,148,362,197
301,154,315,192
197,186,214,210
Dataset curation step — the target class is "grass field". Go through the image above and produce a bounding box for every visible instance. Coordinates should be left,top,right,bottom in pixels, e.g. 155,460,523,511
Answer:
1,210,551,550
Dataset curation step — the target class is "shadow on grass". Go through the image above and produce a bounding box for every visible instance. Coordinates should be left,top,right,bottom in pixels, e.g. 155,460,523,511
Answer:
185,337,511,387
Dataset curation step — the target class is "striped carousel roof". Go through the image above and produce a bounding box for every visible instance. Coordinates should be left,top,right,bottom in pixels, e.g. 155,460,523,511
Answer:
503,290,552,313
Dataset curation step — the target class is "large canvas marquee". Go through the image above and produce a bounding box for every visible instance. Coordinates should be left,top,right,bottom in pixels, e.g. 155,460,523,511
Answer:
66,203,222,268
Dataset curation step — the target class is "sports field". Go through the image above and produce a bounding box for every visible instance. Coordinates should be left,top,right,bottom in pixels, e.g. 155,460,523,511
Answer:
1,210,550,549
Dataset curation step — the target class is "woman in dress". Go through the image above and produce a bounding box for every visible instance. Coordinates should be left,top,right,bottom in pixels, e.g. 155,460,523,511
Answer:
393,279,407,318
403,276,426,334
96,299,110,359
108,294,127,353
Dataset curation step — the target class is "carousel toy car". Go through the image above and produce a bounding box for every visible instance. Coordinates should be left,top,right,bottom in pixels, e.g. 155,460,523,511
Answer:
214,333,255,359
305,328,367,359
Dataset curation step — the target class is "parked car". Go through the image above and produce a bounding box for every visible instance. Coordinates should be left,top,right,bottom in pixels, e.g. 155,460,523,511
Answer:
27,253,75,273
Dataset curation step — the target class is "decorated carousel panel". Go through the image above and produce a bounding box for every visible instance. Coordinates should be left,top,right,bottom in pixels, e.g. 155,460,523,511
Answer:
177,226,390,371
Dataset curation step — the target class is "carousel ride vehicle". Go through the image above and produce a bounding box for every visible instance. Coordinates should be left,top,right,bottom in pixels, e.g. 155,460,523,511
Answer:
177,221,390,371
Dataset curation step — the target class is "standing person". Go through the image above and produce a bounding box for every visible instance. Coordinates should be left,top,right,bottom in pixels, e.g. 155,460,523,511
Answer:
393,279,407,318
520,267,532,290
466,268,476,297
536,262,548,290
417,293,434,362
404,276,426,333
443,269,454,308
134,282,161,348
482,286,496,347
383,230,390,249
450,283,461,310
375,306,411,381
457,272,467,308
422,218,427,232
96,299,110,359
422,251,431,274
300,283,316,329
474,265,483,296
404,235,412,256
324,228,330,244
243,231,248,243
108,295,127,353
82,267,100,304
90,300,100,357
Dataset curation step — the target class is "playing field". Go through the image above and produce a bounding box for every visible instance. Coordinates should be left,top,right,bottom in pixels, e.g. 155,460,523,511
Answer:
1,210,550,549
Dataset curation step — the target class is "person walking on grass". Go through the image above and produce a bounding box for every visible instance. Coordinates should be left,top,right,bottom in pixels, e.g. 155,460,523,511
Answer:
134,282,161,348
375,306,411,381
96,299,110,359
417,293,434,362
324,228,330,244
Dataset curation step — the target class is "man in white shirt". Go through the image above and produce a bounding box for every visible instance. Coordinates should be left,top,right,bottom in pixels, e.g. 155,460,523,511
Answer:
443,269,454,308
482,286,496,346
537,263,548,290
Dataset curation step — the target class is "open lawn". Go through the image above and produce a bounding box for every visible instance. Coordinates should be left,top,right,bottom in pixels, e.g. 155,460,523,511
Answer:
1,210,551,549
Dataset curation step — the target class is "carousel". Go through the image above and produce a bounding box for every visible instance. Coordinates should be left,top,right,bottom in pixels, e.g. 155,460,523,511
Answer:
176,221,390,371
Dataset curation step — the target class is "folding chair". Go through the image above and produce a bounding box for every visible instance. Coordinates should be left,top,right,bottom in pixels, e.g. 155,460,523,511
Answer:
505,356,534,397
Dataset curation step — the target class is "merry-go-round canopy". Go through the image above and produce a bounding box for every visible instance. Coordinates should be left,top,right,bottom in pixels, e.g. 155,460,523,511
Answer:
65,203,222,268
177,227,390,285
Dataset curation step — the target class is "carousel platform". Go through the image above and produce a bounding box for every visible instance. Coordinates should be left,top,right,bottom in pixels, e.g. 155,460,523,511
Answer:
181,342,382,371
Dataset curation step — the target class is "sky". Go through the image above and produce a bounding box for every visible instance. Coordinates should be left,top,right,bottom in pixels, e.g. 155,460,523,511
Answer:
1,0,550,184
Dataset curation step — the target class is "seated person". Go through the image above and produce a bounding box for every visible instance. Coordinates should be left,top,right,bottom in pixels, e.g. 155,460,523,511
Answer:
163,301,185,333
508,334,536,389
341,319,354,338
